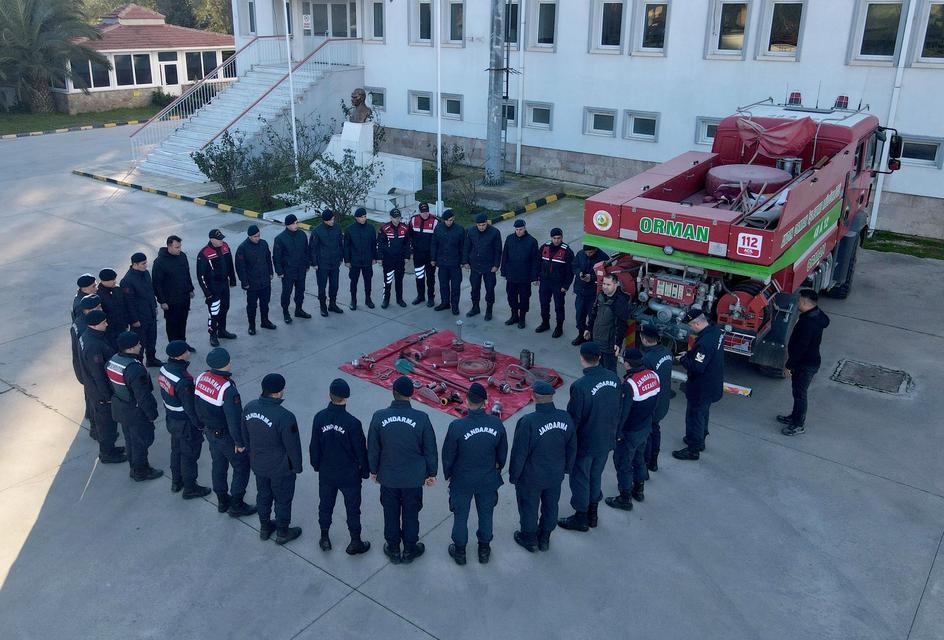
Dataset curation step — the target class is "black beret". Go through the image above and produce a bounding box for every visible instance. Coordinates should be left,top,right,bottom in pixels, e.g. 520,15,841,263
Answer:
262,373,286,394
76,274,96,287
321,209,335,221
80,294,102,310
392,375,414,397
165,340,194,358
329,378,351,398
98,268,117,281
550,227,563,237
285,214,298,225
206,347,230,369
86,309,107,326
641,325,660,339
354,207,367,218
682,308,706,323
441,209,455,220
247,224,260,236
390,208,402,218
533,381,555,396
513,219,526,228
208,229,225,240
130,252,147,264
474,213,488,224
579,341,602,358
468,382,487,403
418,202,430,212
117,331,140,350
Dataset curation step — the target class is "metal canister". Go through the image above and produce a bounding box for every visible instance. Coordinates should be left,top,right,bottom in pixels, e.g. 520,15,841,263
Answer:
519,349,534,370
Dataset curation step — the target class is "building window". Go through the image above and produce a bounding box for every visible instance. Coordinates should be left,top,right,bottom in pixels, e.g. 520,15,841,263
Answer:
505,1,520,45
366,0,384,39
70,58,110,89
584,107,618,137
707,1,751,58
695,116,722,145
158,51,179,85
525,101,553,129
915,0,944,63
248,0,256,34
114,53,153,86
529,0,557,49
409,90,433,115
442,94,463,120
899,136,944,168
365,86,385,110
632,2,669,54
411,0,433,44
592,1,626,51
623,110,659,141
503,101,518,127
757,0,804,60
184,51,220,82
446,0,464,43
221,50,236,78
850,0,904,62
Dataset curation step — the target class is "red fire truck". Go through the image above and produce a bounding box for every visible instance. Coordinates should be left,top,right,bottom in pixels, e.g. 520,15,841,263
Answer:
583,102,902,374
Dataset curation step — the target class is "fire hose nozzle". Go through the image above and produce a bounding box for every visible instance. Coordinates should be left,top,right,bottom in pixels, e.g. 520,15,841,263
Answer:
426,382,447,393
351,358,374,370
486,376,511,394
489,401,503,416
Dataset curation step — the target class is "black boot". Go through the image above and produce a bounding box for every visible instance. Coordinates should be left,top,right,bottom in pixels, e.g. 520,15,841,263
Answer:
484,304,493,321
346,534,371,555
319,529,332,551
537,533,550,552
216,492,231,513
505,310,518,326
383,543,401,564
605,491,634,511
517,313,526,329
133,466,163,482
514,531,537,553
381,294,390,309
276,526,302,545
295,306,312,319
535,320,550,333
259,519,276,541
209,332,220,347
426,297,435,308
228,498,257,518
349,294,357,311
260,315,277,330
466,305,480,318
218,329,237,339
632,481,645,502
171,479,183,493
478,542,491,564
587,502,599,528
248,323,256,336
571,334,587,346
328,299,344,314
182,484,211,500
672,447,701,461
434,302,450,311
448,543,467,565
552,324,563,338
396,297,407,308
401,542,425,564
319,299,329,317
648,452,659,472
99,449,127,464
558,511,589,532
283,308,293,324
365,296,375,309
411,293,425,305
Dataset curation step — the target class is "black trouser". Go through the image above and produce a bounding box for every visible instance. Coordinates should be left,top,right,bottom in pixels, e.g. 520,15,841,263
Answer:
206,430,251,499
318,481,363,534
380,485,422,549
256,474,296,527
280,271,307,310
684,399,711,451
382,262,405,301
82,386,96,437
505,281,532,316
645,420,662,462
574,291,595,333
349,265,373,300
437,265,461,310
413,252,435,300
515,483,561,544
119,416,155,471
136,318,158,360
789,366,818,427
91,398,119,455
569,453,609,511
167,416,203,489
469,269,496,306
316,267,340,302
450,486,498,547
206,287,229,336
164,302,189,342
539,280,566,325
246,286,271,325
614,428,649,490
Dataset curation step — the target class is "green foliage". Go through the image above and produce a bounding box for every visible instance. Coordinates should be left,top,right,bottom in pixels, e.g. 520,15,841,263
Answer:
156,0,196,28
194,0,233,34
289,149,384,218
191,130,247,200
150,88,175,108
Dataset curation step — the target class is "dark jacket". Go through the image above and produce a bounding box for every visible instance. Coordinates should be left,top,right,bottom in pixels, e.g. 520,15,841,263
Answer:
157,358,201,430
196,242,236,297
642,344,673,423
572,249,610,296
430,221,465,267
151,247,195,305
120,267,157,324
441,408,508,493
70,312,90,384
97,283,130,345
409,213,438,256
367,399,437,488
377,221,411,264
588,290,632,352
786,307,830,370
273,228,310,276
235,238,274,291
344,221,378,267
539,241,576,286
619,366,661,434
509,402,576,489
309,222,343,270
680,323,725,404
194,369,245,446
71,290,86,321
79,327,115,401
241,396,303,477
108,353,159,424
500,231,540,283
310,402,370,487
463,225,502,272
566,365,622,456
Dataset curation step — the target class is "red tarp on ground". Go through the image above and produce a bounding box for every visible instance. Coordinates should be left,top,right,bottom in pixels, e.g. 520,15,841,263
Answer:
736,116,817,160
339,329,562,421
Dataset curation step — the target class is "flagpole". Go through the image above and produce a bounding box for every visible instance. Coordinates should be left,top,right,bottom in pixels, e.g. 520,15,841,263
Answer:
435,0,443,215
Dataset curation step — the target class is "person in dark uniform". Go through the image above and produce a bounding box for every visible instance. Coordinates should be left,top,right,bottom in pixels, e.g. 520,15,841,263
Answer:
571,245,609,345
509,381,576,553
157,340,211,499
500,219,540,329
72,274,97,320
121,253,162,367
367,376,438,564
430,209,464,315
194,347,257,518
409,202,438,307
640,326,673,472
344,208,377,310
309,209,345,317
241,374,303,545
71,294,101,437
607,348,660,509
463,213,502,320
152,235,195,343
235,225,276,335
273,214,312,323
106,331,163,482
196,229,238,347
310,378,371,555
536,228,575,338
78,310,126,463
672,309,724,461
97,269,130,349
558,342,621,532
377,209,411,309
778,289,830,436
441,382,508,565
585,273,632,372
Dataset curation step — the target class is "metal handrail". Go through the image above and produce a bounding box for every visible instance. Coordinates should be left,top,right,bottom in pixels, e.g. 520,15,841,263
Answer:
201,38,362,149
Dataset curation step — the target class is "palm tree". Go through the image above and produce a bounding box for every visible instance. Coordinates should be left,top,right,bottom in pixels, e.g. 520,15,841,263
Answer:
0,0,109,112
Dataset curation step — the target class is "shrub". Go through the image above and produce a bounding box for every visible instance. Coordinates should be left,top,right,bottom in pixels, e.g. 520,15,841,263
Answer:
191,130,247,199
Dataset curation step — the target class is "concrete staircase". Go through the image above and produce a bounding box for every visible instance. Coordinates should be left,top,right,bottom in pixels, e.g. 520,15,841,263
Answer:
136,65,325,183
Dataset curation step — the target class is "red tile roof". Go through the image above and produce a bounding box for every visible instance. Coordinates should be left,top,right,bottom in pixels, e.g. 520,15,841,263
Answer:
76,23,234,51
102,4,165,20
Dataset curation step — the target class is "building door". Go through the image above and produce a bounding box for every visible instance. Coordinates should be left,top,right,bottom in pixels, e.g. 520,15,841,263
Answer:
158,52,182,96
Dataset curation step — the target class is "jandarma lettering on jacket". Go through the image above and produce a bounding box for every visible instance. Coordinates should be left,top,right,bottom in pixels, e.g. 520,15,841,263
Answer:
538,421,569,436
381,416,417,428
464,426,498,440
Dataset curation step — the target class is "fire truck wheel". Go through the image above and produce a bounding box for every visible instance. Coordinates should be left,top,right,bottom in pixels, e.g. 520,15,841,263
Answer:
753,364,787,379
825,237,858,300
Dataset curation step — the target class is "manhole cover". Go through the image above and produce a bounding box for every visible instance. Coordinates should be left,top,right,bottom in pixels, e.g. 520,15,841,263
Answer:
831,360,911,394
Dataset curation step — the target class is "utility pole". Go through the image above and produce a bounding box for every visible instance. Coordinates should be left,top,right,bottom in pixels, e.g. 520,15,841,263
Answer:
483,0,505,185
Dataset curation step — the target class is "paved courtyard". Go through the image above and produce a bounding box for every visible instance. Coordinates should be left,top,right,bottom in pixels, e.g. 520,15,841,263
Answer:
0,127,942,639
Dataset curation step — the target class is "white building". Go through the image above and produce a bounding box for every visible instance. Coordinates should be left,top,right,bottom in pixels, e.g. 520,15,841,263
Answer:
213,1,942,237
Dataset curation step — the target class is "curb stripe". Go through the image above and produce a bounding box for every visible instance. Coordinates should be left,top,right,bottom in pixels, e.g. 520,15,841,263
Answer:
1,119,145,140
490,192,566,225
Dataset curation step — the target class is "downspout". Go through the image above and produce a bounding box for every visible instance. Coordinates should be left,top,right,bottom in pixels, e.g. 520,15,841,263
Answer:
515,1,525,174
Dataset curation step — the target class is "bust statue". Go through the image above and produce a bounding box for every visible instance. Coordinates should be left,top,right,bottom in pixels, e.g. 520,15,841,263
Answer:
348,88,373,124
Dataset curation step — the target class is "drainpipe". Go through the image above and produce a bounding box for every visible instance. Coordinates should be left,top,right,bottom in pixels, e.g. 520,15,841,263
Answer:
282,0,300,182
436,0,443,215
869,0,918,236
515,0,525,174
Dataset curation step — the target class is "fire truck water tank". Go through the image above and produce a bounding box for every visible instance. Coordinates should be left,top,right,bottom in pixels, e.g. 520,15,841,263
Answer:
706,164,793,196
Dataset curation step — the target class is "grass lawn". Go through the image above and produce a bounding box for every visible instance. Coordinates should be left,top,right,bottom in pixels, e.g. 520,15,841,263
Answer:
863,230,944,261
0,106,161,135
